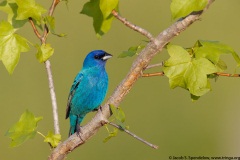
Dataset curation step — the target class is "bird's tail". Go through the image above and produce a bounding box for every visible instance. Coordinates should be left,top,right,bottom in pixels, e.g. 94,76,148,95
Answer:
68,115,85,137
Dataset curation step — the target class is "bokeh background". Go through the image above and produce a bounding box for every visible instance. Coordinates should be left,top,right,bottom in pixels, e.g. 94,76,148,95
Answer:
1,0,240,159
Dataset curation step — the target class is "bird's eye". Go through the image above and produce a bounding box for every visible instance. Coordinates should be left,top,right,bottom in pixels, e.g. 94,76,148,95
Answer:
94,55,101,59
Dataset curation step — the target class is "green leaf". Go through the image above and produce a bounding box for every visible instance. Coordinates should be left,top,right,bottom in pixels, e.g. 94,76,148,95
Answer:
109,104,126,129
0,21,30,74
80,0,118,37
6,110,43,147
194,40,240,65
0,1,27,28
103,127,118,143
109,104,125,123
35,43,54,63
15,0,47,23
44,16,67,37
170,0,208,19
118,45,145,58
44,131,61,148
99,0,118,19
163,44,218,97
118,51,136,58
44,16,55,31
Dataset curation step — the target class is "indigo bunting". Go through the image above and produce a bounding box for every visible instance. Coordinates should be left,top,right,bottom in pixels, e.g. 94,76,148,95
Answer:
66,50,112,136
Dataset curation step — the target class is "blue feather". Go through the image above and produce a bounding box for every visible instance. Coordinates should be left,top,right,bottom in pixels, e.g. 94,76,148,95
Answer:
66,50,112,136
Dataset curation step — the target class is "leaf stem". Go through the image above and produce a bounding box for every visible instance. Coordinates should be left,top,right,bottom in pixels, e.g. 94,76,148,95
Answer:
111,10,155,42
109,122,158,149
28,18,41,40
37,131,46,138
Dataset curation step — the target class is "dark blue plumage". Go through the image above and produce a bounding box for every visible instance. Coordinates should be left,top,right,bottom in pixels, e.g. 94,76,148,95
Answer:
66,50,112,136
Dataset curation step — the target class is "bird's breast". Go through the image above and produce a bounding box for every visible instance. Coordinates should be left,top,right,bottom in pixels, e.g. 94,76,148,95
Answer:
70,70,108,114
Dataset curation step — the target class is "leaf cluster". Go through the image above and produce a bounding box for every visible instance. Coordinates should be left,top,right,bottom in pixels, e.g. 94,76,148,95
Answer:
0,0,57,74
163,40,240,100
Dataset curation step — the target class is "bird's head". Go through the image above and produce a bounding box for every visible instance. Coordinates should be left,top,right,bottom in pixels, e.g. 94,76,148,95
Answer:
83,50,112,68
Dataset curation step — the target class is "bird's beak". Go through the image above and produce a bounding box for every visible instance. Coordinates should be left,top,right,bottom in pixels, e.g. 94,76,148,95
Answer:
102,53,113,61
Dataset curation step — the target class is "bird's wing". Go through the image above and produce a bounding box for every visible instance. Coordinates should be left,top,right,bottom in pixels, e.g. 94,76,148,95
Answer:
65,73,83,119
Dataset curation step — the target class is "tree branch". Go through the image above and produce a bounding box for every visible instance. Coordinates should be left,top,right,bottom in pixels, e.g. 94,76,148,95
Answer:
42,0,61,136
109,122,158,149
42,0,61,135
28,0,61,134
111,10,155,41
48,0,215,159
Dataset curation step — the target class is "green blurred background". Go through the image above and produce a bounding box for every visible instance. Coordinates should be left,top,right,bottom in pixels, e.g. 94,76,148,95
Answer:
1,0,240,159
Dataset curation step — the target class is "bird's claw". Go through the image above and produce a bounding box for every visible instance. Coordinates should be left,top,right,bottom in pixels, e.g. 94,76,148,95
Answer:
92,105,103,112
76,125,82,136
76,125,85,141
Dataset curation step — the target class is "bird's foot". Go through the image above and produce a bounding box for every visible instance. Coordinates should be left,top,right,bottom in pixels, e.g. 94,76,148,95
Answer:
99,105,103,112
76,125,83,140
92,105,103,112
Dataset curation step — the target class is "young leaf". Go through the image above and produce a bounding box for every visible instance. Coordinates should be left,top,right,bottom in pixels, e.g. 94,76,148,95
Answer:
163,44,218,97
80,0,118,37
15,0,47,23
35,43,54,63
44,131,61,148
170,0,207,19
0,1,27,28
194,40,240,65
109,104,126,129
44,16,67,37
0,21,30,74
44,16,55,31
99,0,119,19
103,127,118,143
118,45,145,58
5,110,43,147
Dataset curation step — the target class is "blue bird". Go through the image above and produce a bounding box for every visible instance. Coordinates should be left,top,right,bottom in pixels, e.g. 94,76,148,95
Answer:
66,50,112,136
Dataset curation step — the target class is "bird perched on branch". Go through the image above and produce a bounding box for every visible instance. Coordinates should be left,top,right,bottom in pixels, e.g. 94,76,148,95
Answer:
66,50,112,136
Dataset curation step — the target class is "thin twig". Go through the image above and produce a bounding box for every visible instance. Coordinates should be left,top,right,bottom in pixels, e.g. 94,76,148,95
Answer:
145,62,164,70
41,0,61,135
109,122,158,149
28,18,41,40
42,0,60,43
28,1,60,134
215,72,240,77
40,0,61,135
45,60,60,134
26,0,61,135
49,0,60,16
112,10,155,42
142,72,164,77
